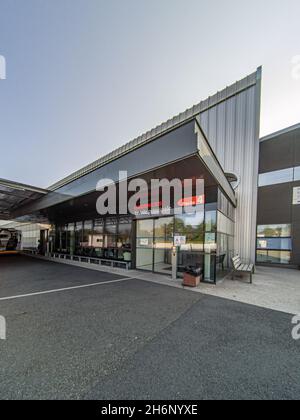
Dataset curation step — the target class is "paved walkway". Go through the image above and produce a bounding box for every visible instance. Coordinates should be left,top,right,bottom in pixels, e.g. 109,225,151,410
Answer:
197,266,300,315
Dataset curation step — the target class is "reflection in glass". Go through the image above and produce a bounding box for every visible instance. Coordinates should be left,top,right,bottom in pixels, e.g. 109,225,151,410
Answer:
136,219,154,271
257,250,291,264
294,166,300,181
259,168,293,187
153,218,174,275
82,221,93,248
67,223,75,255
105,218,117,234
75,222,83,254
217,212,235,236
257,224,291,238
257,238,292,251
205,211,217,232
137,219,154,237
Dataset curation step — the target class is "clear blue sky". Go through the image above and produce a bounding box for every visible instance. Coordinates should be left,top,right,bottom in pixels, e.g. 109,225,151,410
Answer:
0,0,300,187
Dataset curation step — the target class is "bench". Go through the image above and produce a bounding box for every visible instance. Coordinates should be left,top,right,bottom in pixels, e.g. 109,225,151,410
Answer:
231,255,255,284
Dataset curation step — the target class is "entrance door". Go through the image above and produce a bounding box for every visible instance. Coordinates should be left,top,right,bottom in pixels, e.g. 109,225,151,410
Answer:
136,217,174,274
153,217,174,274
136,219,154,271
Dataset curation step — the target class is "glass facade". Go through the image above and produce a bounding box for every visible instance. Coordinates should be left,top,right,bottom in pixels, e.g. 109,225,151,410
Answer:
215,190,235,280
176,211,205,278
257,224,291,238
257,250,291,265
54,217,133,263
256,224,292,264
294,166,300,182
52,188,235,283
135,188,235,283
135,209,207,278
259,166,300,187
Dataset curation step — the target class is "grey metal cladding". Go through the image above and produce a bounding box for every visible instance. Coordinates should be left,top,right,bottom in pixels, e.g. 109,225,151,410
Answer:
259,132,295,173
199,68,262,261
259,126,300,171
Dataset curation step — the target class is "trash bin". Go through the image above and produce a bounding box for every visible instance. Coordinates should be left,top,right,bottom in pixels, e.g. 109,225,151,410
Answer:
183,266,203,287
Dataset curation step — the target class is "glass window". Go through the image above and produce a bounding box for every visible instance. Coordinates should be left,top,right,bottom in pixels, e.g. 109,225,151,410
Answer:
257,238,292,251
75,222,83,255
257,224,291,238
55,226,60,251
136,219,154,272
204,233,217,253
228,202,235,222
118,217,132,249
294,167,300,181
205,210,217,233
218,190,228,216
60,225,67,252
82,221,93,248
105,218,117,234
216,233,233,280
105,235,116,248
155,217,174,238
94,219,104,234
137,219,154,237
257,250,291,264
175,212,204,233
175,213,204,250
217,212,235,236
259,168,293,187
67,223,75,255
92,219,104,248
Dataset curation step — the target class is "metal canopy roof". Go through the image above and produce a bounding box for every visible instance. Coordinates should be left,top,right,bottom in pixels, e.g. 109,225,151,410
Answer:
0,178,48,220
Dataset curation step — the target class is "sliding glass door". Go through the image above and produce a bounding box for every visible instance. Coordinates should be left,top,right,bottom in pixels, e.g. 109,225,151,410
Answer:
153,217,174,274
136,219,154,271
136,217,174,274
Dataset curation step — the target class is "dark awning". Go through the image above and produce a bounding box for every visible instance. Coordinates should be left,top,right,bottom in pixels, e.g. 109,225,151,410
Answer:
0,178,49,220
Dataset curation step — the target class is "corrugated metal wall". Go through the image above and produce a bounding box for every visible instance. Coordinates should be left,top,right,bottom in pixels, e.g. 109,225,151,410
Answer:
199,70,261,261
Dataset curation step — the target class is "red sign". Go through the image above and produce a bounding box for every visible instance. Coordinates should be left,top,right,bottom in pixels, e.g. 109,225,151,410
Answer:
177,195,205,207
134,201,164,211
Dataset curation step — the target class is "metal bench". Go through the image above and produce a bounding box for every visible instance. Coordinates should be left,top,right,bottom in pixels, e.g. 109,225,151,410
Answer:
231,255,255,284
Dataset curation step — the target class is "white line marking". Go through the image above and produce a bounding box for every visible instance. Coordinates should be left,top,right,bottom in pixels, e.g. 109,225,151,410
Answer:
0,278,131,302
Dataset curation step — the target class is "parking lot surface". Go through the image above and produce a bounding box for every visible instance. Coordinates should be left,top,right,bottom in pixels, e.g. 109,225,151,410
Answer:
0,255,299,400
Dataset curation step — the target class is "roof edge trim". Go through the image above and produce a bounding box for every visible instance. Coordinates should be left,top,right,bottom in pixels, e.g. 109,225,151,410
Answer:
260,122,300,142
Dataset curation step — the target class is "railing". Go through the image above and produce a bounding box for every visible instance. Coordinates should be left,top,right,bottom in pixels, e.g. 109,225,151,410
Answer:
48,252,131,270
